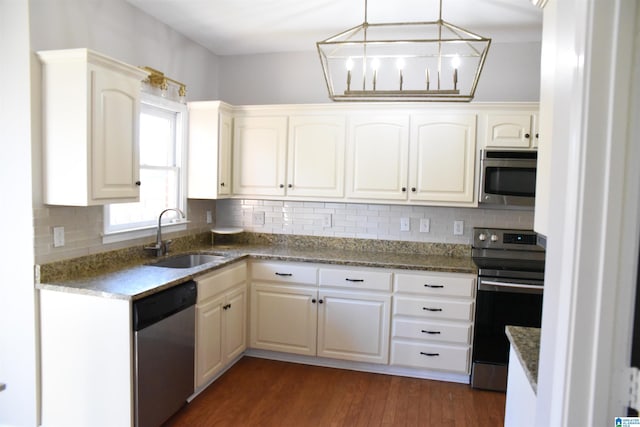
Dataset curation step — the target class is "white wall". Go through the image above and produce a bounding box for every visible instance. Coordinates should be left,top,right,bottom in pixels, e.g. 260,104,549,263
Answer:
219,42,541,105
0,1,38,425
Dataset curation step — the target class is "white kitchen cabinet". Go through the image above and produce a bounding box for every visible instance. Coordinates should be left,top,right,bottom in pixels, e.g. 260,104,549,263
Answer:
391,271,476,374
233,116,288,196
409,114,477,204
40,289,133,427
346,114,410,200
188,101,233,199
195,262,247,388
250,261,392,364
38,48,148,206
483,112,539,149
287,115,346,198
504,345,536,427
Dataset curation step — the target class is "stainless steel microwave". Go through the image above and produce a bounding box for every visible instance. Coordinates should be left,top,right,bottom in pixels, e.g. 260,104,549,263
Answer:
478,150,537,208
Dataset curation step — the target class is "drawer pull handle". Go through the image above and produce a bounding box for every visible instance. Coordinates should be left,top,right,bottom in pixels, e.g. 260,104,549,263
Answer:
424,284,444,288
421,330,441,335
420,352,440,357
275,272,293,277
345,278,364,282
423,307,443,312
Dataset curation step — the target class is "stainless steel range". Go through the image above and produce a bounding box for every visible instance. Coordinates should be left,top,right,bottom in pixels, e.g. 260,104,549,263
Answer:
470,227,545,391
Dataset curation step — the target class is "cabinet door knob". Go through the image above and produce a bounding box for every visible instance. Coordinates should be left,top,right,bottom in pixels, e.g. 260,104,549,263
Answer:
288,184,293,188
135,181,141,186
279,184,284,188
220,182,225,187
401,187,407,192
411,187,417,192
318,299,324,304
312,299,317,304
525,133,531,139
536,133,539,139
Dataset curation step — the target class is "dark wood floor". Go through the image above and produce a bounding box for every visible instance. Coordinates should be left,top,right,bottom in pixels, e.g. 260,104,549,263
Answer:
164,356,505,427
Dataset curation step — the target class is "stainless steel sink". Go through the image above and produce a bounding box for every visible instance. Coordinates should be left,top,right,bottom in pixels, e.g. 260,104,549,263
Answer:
148,253,226,269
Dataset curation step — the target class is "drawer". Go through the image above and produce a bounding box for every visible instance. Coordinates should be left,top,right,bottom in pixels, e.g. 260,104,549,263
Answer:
391,340,470,373
394,272,475,298
319,268,392,292
197,262,247,302
251,261,317,285
392,319,472,345
394,296,473,321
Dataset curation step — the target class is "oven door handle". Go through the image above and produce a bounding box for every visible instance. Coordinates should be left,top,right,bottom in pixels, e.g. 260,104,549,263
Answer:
478,279,544,294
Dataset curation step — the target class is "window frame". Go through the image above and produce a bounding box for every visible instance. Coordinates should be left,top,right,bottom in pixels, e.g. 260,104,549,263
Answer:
102,93,188,243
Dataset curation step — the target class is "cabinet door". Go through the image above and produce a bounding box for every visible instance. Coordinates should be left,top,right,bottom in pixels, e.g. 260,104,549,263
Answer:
224,285,247,362
287,115,345,198
317,289,390,364
409,114,477,203
250,283,317,356
233,116,288,196
218,111,233,196
187,102,232,199
346,115,409,200
91,66,141,201
195,294,225,388
484,113,534,148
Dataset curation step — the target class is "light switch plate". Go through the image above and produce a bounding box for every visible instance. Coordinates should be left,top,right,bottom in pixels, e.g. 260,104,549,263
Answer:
252,211,265,226
53,226,65,247
322,213,332,228
400,217,410,232
453,220,464,236
420,218,430,233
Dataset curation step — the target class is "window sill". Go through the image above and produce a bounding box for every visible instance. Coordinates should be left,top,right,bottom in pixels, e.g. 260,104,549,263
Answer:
102,221,189,245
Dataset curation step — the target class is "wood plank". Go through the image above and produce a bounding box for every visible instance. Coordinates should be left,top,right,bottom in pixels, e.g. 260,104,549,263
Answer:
163,357,506,426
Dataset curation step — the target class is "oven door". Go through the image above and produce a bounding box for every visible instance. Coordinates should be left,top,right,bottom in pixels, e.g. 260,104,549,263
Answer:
471,277,543,391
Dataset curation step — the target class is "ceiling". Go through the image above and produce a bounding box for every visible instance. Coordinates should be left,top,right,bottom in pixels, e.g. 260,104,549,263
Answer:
126,0,543,56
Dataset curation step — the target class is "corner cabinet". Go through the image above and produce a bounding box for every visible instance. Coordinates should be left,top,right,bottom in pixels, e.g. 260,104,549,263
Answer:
188,101,233,199
195,262,247,389
37,48,148,206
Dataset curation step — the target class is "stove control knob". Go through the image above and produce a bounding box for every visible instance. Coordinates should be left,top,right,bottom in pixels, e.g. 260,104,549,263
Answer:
490,234,499,242
478,233,487,241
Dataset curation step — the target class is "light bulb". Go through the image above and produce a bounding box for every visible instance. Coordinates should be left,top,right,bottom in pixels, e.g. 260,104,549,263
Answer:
346,57,354,71
451,55,461,69
396,58,405,70
371,58,380,70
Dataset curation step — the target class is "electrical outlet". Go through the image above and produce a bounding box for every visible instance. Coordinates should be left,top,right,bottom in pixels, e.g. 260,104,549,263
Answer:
322,213,332,228
206,210,212,224
400,217,410,232
420,218,430,233
252,211,265,226
53,226,65,247
453,220,464,236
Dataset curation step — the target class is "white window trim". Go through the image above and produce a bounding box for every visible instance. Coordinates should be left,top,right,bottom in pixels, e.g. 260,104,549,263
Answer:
102,93,188,244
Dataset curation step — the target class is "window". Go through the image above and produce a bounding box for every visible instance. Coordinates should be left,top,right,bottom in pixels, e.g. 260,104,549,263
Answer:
103,95,187,241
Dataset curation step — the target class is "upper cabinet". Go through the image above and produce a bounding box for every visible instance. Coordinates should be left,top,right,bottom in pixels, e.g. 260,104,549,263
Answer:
232,116,289,196
409,114,477,204
482,112,539,149
188,101,233,199
346,115,410,200
233,113,346,199
38,49,148,206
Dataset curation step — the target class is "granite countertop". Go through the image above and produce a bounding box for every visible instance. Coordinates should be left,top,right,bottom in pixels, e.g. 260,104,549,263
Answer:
36,239,476,301
505,325,541,393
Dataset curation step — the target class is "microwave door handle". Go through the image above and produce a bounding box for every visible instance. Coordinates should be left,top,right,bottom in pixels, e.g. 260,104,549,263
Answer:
478,279,543,294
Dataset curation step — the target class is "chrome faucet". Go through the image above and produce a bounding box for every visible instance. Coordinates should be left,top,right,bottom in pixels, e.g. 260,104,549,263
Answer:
145,208,186,257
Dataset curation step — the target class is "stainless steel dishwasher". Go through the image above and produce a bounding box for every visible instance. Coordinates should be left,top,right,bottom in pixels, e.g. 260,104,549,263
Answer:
133,280,197,427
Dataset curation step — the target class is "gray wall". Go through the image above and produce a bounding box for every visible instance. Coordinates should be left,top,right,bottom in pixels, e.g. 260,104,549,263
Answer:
219,42,541,105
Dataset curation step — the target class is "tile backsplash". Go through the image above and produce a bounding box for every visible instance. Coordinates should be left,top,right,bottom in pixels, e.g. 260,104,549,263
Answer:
215,199,534,245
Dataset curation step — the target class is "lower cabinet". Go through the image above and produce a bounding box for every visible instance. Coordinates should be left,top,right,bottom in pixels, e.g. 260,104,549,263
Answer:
195,262,247,388
390,271,476,374
249,261,392,364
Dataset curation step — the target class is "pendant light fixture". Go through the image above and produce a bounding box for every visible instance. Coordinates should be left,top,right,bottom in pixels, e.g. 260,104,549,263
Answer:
316,0,491,101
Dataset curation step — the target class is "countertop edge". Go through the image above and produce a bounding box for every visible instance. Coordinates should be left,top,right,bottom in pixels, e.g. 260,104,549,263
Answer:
505,325,540,394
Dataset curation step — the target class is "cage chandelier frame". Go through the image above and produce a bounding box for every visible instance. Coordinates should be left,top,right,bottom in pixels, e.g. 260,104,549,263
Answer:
316,0,491,102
